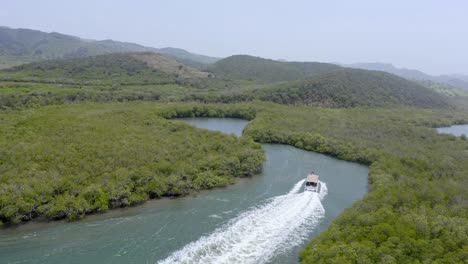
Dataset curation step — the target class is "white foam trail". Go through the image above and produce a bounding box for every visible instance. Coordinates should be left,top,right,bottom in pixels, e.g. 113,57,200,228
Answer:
157,181,328,264
288,179,305,194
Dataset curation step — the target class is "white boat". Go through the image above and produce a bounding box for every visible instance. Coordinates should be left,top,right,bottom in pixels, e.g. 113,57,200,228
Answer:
304,172,320,192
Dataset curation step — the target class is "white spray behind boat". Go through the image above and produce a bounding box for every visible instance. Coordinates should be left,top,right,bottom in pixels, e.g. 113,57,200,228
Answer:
157,180,328,264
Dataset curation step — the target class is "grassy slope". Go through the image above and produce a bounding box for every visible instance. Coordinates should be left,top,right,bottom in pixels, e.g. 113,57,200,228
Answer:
0,53,211,85
418,79,468,97
0,103,264,223
0,56,257,110
131,53,211,79
159,47,220,64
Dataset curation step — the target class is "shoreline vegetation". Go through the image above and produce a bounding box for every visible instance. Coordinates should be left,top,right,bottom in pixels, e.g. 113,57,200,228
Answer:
0,103,265,224
1,102,466,263
159,103,468,263
0,52,467,263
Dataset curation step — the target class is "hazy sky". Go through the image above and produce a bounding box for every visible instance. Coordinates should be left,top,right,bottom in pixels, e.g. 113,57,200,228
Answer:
1,0,467,75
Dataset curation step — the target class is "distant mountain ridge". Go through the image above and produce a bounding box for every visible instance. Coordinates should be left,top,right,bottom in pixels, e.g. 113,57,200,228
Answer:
344,62,468,90
0,26,220,68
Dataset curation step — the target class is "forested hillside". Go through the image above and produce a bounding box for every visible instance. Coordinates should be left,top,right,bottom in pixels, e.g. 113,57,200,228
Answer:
0,53,210,85
204,56,451,108
185,68,452,108
208,55,341,82
250,69,452,108
0,53,455,109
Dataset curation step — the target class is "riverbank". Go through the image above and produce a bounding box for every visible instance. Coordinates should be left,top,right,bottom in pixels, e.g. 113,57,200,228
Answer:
153,102,468,263
242,104,468,263
0,103,265,224
0,125,368,264
1,101,468,263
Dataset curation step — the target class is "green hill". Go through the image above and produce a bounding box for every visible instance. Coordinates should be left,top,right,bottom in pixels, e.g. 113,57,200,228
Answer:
0,53,453,109
0,52,211,85
205,68,452,108
208,55,342,82
0,26,219,68
256,69,451,107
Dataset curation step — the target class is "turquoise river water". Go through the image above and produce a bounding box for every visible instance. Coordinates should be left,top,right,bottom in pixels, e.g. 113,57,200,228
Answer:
0,118,369,264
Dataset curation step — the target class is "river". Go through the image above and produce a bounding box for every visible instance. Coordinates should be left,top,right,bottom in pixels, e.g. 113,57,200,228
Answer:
0,118,368,264
437,124,468,137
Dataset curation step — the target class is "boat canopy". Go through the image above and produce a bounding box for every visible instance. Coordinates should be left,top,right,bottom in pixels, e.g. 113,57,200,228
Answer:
306,174,319,183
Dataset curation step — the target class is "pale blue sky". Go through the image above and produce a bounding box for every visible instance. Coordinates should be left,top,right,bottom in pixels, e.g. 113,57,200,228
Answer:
1,0,467,75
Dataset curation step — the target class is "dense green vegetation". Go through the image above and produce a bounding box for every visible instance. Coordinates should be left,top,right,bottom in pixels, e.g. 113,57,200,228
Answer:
0,81,183,109
0,53,225,109
0,53,210,85
1,49,467,263
238,103,468,263
0,103,264,223
0,53,454,109
208,55,341,82
240,69,451,108
179,71,452,108
3,101,466,262
0,80,266,110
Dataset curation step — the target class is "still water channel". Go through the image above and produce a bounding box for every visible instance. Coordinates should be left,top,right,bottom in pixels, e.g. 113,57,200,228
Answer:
436,124,468,137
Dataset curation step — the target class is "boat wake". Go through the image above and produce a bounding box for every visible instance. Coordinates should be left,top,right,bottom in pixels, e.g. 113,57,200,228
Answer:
157,180,328,264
